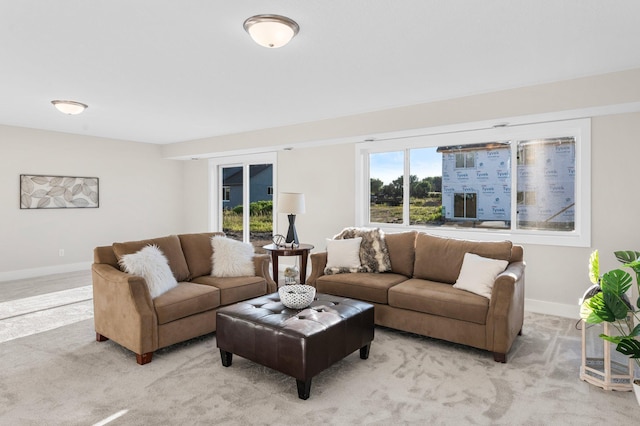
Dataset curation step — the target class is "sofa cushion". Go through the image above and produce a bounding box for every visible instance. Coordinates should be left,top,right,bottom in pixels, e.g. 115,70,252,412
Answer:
153,282,221,325
388,278,489,325
178,232,225,278
384,231,417,277
113,235,190,282
315,272,407,304
210,236,256,277
453,253,508,299
325,237,363,271
333,227,392,273
413,233,512,284
119,245,178,299
191,275,267,306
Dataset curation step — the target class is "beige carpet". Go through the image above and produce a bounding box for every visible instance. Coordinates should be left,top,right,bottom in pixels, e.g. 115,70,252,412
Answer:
1,306,638,425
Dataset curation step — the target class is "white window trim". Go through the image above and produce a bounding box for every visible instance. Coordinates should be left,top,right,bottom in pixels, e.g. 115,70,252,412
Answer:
355,118,591,247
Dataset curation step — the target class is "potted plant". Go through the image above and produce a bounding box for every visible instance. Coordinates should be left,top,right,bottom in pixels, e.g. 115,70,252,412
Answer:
580,250,640,401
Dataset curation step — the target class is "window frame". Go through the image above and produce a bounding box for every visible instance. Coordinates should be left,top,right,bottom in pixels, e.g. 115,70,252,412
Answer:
355,118,591,247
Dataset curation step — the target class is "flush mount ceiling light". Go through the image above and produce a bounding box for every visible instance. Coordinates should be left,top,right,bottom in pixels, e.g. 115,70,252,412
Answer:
243,14,299,48
51,100,88,115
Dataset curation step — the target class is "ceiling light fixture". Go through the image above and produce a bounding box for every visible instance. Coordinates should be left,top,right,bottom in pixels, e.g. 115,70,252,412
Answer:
243,14,299,48
51,100,88,115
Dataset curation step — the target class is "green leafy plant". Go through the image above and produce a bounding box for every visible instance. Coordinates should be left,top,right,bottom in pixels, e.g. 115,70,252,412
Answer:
580,250,640,368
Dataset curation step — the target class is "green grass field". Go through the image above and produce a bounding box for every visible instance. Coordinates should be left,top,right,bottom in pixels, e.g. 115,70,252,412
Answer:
223,211,273,232
223,197,442,231
370,197,443,225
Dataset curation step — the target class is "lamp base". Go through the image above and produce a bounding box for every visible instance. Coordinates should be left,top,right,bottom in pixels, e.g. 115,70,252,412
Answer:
286,214,299,245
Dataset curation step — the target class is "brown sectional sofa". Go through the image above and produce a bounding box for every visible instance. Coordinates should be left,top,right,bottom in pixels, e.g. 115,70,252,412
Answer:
92,232,277,364
307,231,525,362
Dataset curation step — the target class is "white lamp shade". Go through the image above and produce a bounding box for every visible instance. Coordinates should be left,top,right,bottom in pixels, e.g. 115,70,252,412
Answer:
51,100,88,115
278,192,305,214
244,15,299,48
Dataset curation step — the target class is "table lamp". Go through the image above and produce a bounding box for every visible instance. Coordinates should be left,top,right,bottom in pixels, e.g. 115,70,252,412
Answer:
278,192,305,245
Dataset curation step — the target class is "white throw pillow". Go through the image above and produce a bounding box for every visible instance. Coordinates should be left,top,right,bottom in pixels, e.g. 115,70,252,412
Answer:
453,252,509,299
210,236,255,277
326,237,363,269
119,245,178,299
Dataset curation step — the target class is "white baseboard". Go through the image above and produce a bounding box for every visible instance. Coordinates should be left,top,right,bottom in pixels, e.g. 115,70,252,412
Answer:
525,298,579,319
0,262,92,282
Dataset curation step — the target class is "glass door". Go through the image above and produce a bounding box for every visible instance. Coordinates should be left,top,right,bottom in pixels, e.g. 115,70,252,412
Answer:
211,154,276,253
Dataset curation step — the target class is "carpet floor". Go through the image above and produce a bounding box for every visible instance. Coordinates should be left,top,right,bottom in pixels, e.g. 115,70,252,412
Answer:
0,275,638,424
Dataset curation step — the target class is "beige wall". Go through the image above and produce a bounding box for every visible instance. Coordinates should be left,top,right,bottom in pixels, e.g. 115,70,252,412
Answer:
0,125,185,279
178,69,640,318
276,144,356,247
182,158,210,233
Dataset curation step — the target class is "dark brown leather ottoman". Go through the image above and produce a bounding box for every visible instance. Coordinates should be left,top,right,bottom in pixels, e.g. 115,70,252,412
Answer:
216,292,374,400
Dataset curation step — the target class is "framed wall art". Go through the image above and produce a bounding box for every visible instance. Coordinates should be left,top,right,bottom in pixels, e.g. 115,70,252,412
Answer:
20,174,99,209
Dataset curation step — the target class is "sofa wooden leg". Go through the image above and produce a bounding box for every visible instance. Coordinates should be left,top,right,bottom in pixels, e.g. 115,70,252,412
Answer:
96,333,109,342
493,352,507,363
518,328,523,336
136,352,153,365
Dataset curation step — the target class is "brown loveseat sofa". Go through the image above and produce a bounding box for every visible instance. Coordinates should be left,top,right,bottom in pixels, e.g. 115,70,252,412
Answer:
307,231,525,362
92,232,276,365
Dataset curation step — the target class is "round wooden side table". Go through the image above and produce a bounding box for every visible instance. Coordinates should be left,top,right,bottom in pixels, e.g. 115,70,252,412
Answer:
262,243,314,285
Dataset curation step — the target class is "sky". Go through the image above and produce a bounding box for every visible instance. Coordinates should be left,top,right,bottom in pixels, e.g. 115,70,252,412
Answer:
370,148,442,184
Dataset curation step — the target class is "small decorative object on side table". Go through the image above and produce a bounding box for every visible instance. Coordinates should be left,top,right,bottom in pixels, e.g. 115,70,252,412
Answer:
263,243,314,285
283,264,300,284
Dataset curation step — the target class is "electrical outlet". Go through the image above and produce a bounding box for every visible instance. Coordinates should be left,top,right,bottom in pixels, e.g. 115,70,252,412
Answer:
59,249,65,257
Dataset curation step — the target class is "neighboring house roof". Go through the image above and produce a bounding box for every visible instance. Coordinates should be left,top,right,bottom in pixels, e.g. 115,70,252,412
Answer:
436,142,510,153
223,164,272,186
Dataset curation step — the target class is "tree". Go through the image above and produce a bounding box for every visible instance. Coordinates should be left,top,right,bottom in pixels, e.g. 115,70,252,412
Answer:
370,178,384,196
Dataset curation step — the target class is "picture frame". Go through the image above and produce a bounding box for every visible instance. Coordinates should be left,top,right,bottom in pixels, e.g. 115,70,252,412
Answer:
20,174,99,209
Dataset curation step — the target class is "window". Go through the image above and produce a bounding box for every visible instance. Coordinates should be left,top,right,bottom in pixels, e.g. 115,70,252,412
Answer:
357,118,590,247
455,152,475,169
517,191,536,206
267,186,273,195
222,186,231,202
517,143,536,166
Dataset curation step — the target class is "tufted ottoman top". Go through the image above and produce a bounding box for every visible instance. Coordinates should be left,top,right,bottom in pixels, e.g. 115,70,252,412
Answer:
216,292,375,388
218,292,371,336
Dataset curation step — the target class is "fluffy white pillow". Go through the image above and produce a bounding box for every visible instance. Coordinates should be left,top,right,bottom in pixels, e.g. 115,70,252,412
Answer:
211,236,255,277
326,237,363,269
119,245,178,299
453,253,509,299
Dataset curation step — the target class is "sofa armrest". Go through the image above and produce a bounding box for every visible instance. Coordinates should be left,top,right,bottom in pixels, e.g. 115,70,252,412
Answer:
253,254,277,293
307,252,328,287
486,260,526,356
92,263,158,355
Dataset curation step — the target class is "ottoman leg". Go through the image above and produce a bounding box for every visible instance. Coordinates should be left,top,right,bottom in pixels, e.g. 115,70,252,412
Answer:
220,349,233,367
360,343,371,360
296,379,312,400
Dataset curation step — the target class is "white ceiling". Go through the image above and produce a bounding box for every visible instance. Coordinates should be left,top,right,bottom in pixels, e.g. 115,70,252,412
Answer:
2,0,640,145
